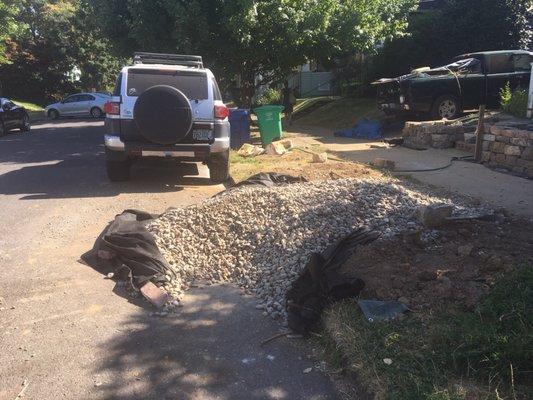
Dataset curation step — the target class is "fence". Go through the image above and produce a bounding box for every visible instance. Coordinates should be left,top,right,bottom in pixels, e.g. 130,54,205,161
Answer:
289,71,335,97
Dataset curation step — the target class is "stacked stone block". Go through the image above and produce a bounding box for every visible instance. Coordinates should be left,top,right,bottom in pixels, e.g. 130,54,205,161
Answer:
402,120,463,149
481,123,533,178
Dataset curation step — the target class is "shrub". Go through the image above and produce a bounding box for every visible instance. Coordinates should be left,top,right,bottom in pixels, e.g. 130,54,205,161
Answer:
254,88,282,107
500,82,528,118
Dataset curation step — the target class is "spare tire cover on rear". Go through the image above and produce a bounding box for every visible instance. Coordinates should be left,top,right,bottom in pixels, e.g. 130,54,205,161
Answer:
133,85,193,145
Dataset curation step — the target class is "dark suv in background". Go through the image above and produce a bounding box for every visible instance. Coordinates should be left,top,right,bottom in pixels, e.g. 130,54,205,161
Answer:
374,50,533,119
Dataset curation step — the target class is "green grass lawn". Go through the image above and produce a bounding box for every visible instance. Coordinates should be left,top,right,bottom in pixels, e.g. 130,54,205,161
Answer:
11,100,45,121
12,100,44,112
293,96,337,114
321,266,533,399
295,97,382,130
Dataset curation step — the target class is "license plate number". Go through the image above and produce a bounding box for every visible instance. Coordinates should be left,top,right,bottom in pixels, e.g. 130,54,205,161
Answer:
193,129,213,141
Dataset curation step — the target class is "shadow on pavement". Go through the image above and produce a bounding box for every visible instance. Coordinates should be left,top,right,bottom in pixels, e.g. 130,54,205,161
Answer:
96,284,339,400
0,119,217,200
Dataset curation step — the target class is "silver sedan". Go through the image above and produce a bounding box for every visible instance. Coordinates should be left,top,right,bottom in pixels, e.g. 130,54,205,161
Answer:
44,93,110,119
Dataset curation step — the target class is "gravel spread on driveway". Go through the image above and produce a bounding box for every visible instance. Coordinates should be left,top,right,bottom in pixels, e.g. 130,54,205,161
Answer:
147,177,488,320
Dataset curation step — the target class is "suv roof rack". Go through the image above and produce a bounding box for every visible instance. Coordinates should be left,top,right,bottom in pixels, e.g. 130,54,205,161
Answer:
133,52,203,68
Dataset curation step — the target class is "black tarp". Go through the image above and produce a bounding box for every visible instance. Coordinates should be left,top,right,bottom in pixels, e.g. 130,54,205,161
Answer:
81,209,173,293
82,173,305,292
286,228,379,335
230,172,307,189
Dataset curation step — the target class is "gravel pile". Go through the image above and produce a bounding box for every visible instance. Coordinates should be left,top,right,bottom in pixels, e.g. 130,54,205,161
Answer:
147,177,485,320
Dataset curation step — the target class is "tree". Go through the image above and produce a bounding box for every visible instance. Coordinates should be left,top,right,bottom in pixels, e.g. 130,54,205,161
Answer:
371,0,532,80
0,0,123,103
0,1,22,65
90,0,416,106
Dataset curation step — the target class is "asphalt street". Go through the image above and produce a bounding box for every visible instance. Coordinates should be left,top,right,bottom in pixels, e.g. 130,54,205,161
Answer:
0,120,340,400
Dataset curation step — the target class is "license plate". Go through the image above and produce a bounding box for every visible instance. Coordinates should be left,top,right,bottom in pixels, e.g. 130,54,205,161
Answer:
193,129,213,141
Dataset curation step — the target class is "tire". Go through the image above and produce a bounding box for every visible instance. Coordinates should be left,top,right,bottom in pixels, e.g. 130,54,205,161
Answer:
90,107,103,118
431,95,461,120
208,150,230,183
0,121,6,137
133,85,193,144
20,114,31,132
106,160,131,182
48,109,59,119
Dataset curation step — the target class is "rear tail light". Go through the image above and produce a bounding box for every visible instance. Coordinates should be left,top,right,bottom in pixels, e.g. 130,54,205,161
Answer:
214,104,229,119
104,101,120,115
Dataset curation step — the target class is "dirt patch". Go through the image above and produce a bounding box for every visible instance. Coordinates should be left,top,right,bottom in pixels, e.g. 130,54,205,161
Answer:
342,216,533,314
231,146,381,183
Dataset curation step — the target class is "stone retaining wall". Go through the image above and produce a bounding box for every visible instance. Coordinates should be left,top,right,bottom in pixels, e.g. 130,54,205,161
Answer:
402,118,533,178
402,121,463,149
481,122,533,178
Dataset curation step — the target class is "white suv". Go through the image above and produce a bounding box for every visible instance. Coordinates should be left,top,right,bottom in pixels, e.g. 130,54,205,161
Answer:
103,52,230,182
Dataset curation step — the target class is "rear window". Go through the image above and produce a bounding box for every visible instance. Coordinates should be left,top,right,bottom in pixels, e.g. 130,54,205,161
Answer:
126,69,208,100
487,54,514,74
513,54,533,72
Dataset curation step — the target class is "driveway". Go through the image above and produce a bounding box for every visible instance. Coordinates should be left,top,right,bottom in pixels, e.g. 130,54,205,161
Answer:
289,125,533,218
0,120,339,399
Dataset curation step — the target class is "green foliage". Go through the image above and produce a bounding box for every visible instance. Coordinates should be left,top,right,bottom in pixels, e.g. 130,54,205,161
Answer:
323,266,533,399
0,0,124,102
371,0,532,80
90,0,416,107
254,88,282,107
0,1,23,64
500,82,529,118
296,97,380,129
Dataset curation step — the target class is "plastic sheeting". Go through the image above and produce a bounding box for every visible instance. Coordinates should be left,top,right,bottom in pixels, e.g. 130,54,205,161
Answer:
334,118,382,140
286,228,379,335
358,300,410,322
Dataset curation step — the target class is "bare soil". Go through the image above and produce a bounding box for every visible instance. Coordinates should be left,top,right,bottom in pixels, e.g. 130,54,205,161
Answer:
344,216,533,314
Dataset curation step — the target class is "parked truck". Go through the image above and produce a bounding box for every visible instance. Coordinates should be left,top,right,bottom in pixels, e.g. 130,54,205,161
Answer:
374,50,533,120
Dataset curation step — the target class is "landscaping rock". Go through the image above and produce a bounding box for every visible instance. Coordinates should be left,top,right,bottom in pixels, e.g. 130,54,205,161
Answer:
372,158,395,170
504,145,521,156
147,178,488,321
312,152,328,163
265,141,287,155
457,244,473,257
417,270,437,281
418,203,453,227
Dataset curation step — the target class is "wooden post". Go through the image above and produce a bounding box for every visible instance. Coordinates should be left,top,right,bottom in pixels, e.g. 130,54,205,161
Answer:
474,104,485,162
524,63,533,118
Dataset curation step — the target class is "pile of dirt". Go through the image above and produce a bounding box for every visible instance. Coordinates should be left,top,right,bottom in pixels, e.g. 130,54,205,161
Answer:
342,215,533,313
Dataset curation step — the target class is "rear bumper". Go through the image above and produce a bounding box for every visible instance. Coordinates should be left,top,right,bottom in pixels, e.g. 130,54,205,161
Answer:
105,135,229,159
378,102,410,113
104,119,230,158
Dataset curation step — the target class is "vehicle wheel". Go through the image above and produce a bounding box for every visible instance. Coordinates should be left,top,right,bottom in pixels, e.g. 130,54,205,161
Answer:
431,95,461,120
48,109,59,119
208,150,230,183
106,160,131,182
20,114,31,132
91,107,103,118
0,121,6,137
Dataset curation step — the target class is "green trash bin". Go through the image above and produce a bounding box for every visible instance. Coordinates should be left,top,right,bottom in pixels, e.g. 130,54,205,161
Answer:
253,105,284,146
